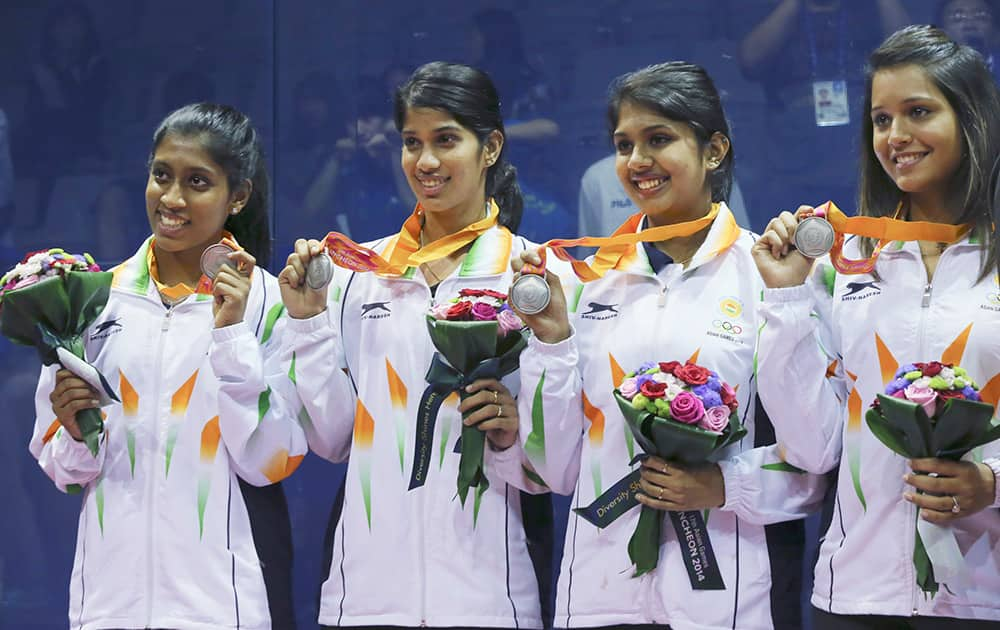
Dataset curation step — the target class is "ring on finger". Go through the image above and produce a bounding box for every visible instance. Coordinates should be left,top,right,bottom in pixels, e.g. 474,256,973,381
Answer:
658,487,665,500
496,403,503,418
493,390,499,404
951,495,961,514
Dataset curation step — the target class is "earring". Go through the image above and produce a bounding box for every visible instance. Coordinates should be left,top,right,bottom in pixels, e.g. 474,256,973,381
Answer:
230,207,240,215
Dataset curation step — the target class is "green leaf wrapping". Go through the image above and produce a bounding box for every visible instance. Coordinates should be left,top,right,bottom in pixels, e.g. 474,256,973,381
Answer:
614,391,746,575
423,316,527,510
866,393,1000,594
0,270,114,456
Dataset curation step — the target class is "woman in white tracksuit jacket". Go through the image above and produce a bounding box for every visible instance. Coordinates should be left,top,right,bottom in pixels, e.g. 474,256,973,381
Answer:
754,26,1000,629
509,62,826,630
277,63,552,629
32,104,307,629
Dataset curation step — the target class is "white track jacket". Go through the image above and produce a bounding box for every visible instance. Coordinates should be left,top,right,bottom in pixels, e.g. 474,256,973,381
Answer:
29,238,307,630
513,205,826,629
757,234,1000,620
279,225,551,628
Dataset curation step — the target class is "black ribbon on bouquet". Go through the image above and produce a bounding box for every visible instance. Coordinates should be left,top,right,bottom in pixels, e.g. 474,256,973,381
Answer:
573,462,726,589
408,354,503,493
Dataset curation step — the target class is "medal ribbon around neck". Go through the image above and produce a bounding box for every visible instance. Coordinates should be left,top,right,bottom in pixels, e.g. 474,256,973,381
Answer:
522,202,735,279
808,201,972,274
318,200,500,276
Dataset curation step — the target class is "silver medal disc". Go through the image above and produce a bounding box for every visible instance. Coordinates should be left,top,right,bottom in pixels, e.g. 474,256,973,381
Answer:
200,243,237,279
793,216,835,258
509,273,550,315
306,253,334,289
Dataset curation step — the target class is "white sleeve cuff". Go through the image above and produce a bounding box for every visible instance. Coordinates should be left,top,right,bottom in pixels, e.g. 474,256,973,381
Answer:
211,320,253,344
285,309,332,334
984,457,1000,509
527,326,578,358
718,457,748,516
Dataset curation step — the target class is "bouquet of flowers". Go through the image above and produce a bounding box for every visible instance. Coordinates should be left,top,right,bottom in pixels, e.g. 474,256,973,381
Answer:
0,249,118,456
866,361,1000,594
613,360,746,581
410,289,526,520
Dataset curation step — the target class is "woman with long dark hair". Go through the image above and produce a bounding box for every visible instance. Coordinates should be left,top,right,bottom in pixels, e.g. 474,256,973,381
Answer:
510,61,825,630
31,103,304,629
278,62,553,629
754,25,1000,628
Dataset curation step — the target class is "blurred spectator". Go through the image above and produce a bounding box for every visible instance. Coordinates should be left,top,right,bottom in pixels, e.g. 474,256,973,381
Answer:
938,0,1000,74
332,75,414,242
578,154,752,238
465,7,573,242
276,70,348,246
19,1,109,173
737,0,909,221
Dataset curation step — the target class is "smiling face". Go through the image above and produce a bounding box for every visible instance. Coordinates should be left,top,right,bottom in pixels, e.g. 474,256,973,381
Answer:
870,64,963,207
612,100,724,226
145,133,249,261
399,106,498,221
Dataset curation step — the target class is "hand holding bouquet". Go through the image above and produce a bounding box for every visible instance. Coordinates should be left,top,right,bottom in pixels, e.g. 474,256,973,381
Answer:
866,361,1000,594
412,289,526,520
0,249,118,455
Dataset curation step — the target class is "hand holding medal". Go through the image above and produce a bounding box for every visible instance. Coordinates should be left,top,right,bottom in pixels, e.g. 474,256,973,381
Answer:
278,238,334,320
202,238,258,329
509,248,572,345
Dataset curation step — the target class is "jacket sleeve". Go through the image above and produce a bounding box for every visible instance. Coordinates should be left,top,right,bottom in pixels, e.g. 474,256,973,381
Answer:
482,370,550,494
28,364,107,491
756,264,849,474
514,330,585,496
209,309,310,487
279,306,357,464
717,441,827,525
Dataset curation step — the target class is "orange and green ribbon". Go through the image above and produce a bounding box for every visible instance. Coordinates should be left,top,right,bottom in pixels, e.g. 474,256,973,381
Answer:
815,201,972,275
523,202,736,280
320,200,500,276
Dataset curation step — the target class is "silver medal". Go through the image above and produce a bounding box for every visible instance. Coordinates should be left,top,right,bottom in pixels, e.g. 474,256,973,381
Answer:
793,216,835,258
509,273,550,315
200,243,237,279
306,253,334,289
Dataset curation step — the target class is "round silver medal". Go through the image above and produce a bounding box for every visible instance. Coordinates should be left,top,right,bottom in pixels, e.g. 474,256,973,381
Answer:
793,216,835,258
200,243,237,279
509,273,550,315
306,253,334,289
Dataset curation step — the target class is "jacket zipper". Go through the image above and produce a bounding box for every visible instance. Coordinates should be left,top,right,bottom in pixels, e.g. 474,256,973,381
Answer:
146,306,173,626
911,275,932,616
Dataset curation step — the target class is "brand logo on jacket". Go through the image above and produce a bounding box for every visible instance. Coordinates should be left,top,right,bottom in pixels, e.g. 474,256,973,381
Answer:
611,198,633,209
90,318,123,340
580,302,620,320
841,281,881,301
361,301,391,320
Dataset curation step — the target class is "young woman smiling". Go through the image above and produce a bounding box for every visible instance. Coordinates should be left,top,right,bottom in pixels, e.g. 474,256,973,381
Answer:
278,62,554,629
508,61,825,630
754,26,1000,628
31,103,304,630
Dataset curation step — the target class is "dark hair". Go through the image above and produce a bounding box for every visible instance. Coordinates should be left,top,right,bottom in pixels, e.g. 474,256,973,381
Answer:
393,62,523,232
606,61,734,203
858,25,1000,280
150,103,272,266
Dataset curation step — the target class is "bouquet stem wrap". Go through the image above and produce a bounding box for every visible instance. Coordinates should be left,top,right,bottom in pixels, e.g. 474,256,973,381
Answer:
1,266,117,456
866,393,1000,594
409,315,526,521
574,389,745,582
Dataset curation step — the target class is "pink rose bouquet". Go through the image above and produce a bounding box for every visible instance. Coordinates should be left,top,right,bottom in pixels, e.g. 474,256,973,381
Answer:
598,360,746,579
867,361,1000,595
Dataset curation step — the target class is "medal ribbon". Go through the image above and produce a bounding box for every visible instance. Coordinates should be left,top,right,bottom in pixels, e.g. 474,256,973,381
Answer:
319,200,500,276
809,201,972,275
523,202,737,279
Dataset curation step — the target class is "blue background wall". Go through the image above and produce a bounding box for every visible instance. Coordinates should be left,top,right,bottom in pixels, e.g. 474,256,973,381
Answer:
0,1,985,627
